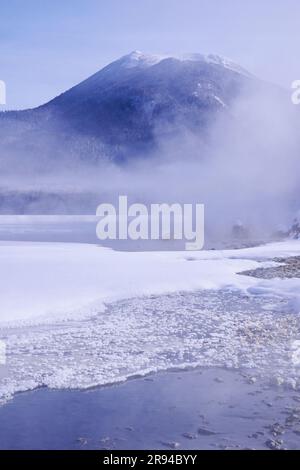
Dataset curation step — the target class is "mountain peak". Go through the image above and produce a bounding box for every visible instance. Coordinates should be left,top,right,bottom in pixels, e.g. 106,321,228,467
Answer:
118,50,164,69
0,49,258,171
113,51,251,77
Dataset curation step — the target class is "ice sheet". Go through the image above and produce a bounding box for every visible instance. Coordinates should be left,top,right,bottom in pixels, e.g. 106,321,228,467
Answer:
1,240,300,325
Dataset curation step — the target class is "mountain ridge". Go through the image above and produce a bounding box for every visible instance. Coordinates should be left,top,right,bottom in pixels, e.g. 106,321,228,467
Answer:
0,51,273,171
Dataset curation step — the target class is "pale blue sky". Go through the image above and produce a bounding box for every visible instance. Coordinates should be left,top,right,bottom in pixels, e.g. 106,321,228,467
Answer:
0,0,299,109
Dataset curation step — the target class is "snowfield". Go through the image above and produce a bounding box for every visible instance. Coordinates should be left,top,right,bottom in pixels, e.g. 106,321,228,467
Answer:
1,240,300,326
1,240,300,403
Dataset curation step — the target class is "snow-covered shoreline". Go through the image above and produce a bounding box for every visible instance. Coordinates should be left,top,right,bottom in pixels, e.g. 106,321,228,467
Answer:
1,239,300,404
1,239,300,326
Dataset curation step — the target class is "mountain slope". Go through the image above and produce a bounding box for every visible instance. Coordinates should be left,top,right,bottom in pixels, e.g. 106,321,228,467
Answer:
38,51,255,145
0,51,257,166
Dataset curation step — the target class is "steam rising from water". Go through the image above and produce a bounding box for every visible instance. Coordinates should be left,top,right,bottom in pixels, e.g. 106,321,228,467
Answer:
0,82,299,244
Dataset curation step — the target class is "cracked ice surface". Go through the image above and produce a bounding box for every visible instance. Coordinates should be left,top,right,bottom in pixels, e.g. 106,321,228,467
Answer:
1,290,300,403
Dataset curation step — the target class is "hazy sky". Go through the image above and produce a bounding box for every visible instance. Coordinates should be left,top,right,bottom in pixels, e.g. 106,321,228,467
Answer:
0,0,299,110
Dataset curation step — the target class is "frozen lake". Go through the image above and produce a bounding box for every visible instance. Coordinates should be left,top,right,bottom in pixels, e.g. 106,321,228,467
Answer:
0,225,300,449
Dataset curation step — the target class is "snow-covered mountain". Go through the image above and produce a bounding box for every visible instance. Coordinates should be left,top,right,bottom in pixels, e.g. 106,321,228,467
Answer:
1,51,298,217
0,51,257,166
40,50,255,146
